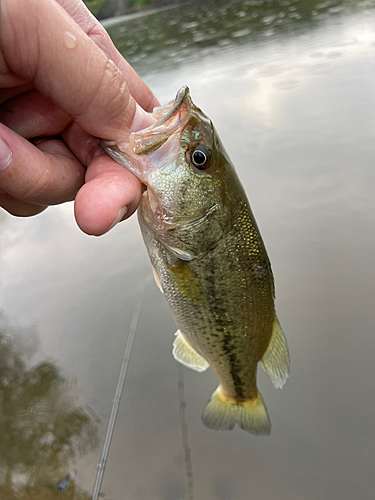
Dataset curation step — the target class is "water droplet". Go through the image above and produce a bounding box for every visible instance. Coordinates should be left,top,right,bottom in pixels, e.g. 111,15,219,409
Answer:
64,32,77,50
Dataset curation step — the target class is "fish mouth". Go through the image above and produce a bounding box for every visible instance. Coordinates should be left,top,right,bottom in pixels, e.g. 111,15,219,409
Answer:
99,86,192,183
141,86,190,139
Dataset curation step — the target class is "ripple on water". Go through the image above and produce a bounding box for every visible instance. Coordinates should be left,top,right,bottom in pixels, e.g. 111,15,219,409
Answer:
310,62,331,74
182,21,199,29
326,51,342,59
262,15,277,25
289,12,302,19
258,64,286,77
310,51,325,58
328,6,343,14
0,334,13,346
274,78,300,90
217,39,232,48
232,28,251,38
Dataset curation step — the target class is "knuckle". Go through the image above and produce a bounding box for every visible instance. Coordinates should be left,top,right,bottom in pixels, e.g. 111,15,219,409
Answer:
88,26,112,54
100,59,135,126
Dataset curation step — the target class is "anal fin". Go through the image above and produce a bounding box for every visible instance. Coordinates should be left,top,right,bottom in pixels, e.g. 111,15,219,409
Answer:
172,330,209,372
261,316,290,389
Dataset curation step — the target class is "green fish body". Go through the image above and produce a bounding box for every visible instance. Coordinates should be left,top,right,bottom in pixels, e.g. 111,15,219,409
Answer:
101,87,290,435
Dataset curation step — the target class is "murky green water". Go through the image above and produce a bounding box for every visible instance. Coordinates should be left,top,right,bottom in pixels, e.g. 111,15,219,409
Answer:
1,0,375,498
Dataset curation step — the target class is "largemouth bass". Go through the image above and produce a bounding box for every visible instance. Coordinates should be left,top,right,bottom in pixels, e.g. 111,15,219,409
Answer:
101,87,290,435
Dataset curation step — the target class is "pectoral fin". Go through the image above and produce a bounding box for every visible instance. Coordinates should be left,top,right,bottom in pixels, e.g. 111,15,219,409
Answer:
173,330,209,372
167,262,205,305
151,264,163,294
261,316,290,389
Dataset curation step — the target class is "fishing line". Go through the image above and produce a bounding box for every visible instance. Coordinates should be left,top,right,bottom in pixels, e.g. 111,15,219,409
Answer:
176,362,195,500
92,284,145,500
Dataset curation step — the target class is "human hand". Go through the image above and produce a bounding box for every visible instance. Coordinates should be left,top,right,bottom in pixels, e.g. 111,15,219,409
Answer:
0,0,158,235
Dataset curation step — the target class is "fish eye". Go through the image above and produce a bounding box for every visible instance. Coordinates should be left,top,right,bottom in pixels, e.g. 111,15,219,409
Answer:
189,145,211,170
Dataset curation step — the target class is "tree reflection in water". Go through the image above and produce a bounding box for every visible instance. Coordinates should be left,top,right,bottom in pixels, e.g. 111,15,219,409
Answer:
0,315,99,499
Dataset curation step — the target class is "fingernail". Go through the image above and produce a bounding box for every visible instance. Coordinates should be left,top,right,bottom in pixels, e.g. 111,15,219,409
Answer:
0,137,12,170
119,206,129,222
108,206,128,231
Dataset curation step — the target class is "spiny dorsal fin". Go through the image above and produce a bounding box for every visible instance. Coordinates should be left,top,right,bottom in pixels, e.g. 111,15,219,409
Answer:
261,316,290,389
173,330,209,372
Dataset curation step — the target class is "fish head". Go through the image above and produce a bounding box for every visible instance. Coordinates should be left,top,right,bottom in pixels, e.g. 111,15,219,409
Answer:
101,86,237,258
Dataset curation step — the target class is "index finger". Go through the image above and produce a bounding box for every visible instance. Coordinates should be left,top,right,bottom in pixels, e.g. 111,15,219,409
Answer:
0,0,151,141
56,0,159,113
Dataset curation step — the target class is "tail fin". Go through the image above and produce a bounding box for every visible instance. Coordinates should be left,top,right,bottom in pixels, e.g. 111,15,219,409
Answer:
201,387,271,435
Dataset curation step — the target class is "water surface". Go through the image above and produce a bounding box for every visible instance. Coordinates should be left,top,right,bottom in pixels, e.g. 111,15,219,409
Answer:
1,0,375,498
